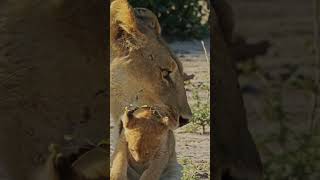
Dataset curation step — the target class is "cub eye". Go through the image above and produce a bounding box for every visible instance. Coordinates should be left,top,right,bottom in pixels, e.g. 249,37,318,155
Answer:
161,68,172,81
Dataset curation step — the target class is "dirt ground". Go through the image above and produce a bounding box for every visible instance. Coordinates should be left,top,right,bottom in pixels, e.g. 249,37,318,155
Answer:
171,39,210,180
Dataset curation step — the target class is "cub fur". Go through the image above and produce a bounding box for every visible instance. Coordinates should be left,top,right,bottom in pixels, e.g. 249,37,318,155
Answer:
111,106,181,180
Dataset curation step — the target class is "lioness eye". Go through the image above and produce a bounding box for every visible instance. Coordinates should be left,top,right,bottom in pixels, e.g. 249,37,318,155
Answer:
161,68,172,81
148,54,154,61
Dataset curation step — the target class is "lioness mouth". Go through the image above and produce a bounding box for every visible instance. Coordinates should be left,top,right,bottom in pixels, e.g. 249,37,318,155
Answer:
179,116,189,127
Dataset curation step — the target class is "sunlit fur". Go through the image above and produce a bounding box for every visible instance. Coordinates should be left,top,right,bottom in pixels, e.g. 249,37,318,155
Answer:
110,0,193,148
111,106,179,180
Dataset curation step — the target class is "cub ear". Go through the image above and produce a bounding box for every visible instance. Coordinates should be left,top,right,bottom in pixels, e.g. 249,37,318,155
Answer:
110,0,146,54
161,117,179,130
122,106,137,128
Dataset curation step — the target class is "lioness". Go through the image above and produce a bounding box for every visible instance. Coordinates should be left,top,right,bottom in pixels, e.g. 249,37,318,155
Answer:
110,0,193,145
111,105,181,180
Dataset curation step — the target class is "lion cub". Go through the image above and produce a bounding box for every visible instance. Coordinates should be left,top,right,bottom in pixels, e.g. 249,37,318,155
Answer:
111,105,179,180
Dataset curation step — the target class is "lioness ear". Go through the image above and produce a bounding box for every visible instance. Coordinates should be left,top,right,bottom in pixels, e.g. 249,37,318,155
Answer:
161,117,179,130
110,0,146,54
134,8,161,35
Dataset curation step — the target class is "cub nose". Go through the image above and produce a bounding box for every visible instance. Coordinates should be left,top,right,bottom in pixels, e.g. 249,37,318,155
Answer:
135,157,147,164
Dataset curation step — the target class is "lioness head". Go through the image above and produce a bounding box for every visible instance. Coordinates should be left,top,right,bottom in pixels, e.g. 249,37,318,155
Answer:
121,106,177,163
110,0,192,127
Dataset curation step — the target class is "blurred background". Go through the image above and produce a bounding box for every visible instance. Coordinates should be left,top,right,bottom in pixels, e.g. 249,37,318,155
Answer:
128,0,209,40
226,0,320,179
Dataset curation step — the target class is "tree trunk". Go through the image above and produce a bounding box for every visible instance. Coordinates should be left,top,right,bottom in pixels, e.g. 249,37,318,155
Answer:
211,4,263,180
0,1,107,179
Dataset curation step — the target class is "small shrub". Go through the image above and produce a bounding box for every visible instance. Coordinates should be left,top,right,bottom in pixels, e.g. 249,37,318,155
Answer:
262,132,320,180
253,65,320,180
180,158,199,180
190,82,210,134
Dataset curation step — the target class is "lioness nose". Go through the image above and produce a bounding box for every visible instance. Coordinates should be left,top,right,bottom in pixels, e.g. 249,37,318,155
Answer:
180,105,192,119
181,111,192,120
179,108,192,127
179,106,192,127
179,116,190,127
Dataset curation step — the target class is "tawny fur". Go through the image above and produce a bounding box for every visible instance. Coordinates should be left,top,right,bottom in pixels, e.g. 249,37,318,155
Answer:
110,0,192,151
110,1,194,179
111,106,181,180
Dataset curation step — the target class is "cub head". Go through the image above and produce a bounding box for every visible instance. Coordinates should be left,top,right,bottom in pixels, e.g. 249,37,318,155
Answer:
121,105,178,163
110,0,192,127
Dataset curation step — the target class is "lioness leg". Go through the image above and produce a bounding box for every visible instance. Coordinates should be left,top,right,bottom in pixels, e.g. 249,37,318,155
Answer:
140,140,171,180
159,131,182,180
140,157,168,180
159,143,182,180
127,165,140,180
159,161,183,180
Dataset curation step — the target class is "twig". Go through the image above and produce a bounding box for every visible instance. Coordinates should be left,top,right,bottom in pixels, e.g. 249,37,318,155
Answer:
201,40,210,101
201,40,210,66
310,0,320,133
